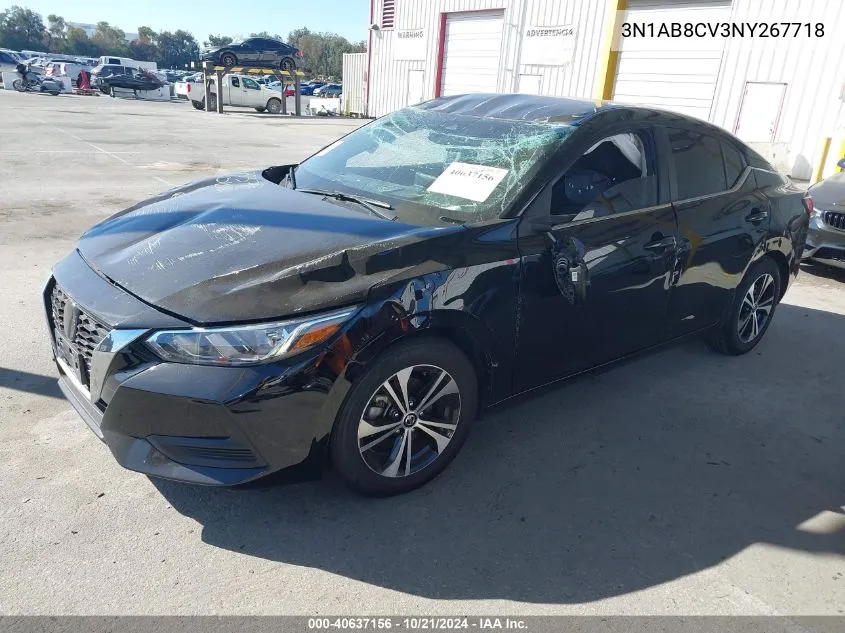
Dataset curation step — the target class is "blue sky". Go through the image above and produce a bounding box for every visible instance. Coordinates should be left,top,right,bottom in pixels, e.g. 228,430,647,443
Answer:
3,0,370,42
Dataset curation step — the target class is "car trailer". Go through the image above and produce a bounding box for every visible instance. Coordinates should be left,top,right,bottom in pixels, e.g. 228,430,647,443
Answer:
193,61,306,116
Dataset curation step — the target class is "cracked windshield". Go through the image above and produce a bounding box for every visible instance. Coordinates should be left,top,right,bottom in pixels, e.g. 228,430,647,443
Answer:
293,107,574,226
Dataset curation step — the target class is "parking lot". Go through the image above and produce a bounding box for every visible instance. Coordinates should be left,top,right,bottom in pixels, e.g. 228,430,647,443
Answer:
0,91,843,615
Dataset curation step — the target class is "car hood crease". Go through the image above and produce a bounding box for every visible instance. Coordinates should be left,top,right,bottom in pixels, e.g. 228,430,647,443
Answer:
77,171,462,324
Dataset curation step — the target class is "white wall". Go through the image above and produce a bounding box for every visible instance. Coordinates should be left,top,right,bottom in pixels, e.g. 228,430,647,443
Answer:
367,0,610,118
710,0,845,179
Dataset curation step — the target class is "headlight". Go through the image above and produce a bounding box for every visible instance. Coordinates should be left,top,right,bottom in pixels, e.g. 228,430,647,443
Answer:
145,306,358,366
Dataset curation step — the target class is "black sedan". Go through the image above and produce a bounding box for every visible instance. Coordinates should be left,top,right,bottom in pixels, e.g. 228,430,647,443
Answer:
44,94,809,496
201,37,303,73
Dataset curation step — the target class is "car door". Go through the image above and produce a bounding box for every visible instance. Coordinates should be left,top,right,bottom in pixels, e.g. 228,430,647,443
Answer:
227,75,244,105
256,39,277,65
241,77,262,105
514,126,678,392
662,126,769,337
240,39,261,64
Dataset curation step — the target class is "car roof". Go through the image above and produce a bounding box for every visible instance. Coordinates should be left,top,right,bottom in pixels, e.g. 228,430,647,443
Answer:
417,93,623,124
419,93,750,134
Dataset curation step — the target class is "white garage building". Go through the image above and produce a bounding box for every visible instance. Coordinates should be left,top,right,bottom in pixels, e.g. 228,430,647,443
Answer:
361,0,845,179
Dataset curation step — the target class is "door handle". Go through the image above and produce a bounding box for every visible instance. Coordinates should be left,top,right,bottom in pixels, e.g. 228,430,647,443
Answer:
745,208,768,223
643,235,677,251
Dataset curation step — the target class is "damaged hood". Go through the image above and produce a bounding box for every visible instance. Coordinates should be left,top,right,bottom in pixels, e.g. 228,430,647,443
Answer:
77,171,460,323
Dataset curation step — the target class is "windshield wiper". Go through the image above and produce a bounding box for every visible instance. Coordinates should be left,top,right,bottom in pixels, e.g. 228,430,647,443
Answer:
296,188,397,221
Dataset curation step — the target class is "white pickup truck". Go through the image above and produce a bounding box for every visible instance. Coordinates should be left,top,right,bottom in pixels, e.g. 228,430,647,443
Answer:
188,73,286,113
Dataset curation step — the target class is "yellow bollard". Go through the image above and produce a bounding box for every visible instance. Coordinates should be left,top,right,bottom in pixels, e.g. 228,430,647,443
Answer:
813,137,832,183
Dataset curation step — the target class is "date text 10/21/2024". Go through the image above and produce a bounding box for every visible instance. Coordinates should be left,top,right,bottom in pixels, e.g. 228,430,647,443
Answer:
307,617,529,630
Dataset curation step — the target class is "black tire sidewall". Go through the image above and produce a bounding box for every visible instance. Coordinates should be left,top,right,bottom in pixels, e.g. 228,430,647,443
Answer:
723,258,782,354
330,338,478,496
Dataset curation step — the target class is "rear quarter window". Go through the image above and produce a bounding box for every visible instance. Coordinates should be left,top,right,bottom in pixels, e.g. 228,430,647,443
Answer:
722,141,746,187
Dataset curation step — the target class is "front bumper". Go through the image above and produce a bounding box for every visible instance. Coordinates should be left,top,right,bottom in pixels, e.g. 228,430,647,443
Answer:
802,213,845,269
45,251,342,486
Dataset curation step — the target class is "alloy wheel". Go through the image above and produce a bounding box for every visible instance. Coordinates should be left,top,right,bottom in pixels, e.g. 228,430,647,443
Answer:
357,364,461,478
737,273,776,343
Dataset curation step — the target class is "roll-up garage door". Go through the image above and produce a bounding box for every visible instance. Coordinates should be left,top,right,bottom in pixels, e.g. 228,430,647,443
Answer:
612,0,731,120
440,10,505,97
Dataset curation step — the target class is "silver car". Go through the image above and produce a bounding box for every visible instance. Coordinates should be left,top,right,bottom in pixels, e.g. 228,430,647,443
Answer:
804,158,845,269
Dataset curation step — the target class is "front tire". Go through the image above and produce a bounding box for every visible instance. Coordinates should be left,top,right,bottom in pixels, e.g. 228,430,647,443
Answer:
706,257,781,355
12,78,24,92
330,338,478,496
208,94,217,111
266,97,282,114
220,53,237,67
254,106,266,112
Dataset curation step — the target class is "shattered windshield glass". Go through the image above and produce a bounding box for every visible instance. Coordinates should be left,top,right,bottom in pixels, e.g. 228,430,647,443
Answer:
294,107,574,226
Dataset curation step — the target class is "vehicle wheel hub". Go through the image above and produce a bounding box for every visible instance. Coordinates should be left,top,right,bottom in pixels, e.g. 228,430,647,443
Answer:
402,412,418,428
357,364,460,478
737,273,776,344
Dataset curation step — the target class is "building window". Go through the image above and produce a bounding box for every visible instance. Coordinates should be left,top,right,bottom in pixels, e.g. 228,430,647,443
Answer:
382,0,395,29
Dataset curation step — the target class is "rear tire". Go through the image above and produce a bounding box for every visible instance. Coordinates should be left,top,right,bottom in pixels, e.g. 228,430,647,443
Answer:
280,57,296,74
266,98,281,114
706,257,781,355
330,338,478,497
191,100,204,110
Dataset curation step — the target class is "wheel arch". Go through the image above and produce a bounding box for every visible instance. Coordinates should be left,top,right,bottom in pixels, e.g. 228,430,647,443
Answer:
764,248,791,300
345,310,497,419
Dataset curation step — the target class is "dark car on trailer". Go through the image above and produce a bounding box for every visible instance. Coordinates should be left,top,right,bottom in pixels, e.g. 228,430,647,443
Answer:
201,37,303,73
44,94,809,496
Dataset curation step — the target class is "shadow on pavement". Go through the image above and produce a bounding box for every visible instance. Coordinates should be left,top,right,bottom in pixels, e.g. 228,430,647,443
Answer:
800,261,845,283
153,303,845,603
0,367,62,399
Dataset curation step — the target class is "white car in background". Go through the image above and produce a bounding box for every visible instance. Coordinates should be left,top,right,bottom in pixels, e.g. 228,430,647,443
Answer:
175,72,203,99
188,73,288,114
45,60,93,87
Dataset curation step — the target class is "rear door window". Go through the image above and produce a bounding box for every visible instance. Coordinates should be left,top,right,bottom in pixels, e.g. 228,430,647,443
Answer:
666,128,727,200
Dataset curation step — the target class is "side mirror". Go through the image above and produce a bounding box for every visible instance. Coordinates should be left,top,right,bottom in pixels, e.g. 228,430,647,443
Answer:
837,157,845,171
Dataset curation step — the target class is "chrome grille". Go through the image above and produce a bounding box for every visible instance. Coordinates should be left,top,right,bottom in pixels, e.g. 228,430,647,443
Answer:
823,211,845,231
50,284,110,386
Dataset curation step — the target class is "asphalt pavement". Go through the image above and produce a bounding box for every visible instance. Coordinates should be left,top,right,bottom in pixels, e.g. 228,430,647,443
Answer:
0,91,842,616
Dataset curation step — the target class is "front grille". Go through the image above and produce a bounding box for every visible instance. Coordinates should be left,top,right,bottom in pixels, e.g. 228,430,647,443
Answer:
74,311,110,374
50,283,110,387
813,247,845,263
147,436,265,468
823,211,845,231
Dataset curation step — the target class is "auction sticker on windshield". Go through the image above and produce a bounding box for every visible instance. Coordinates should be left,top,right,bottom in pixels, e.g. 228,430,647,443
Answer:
427,162,509,202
